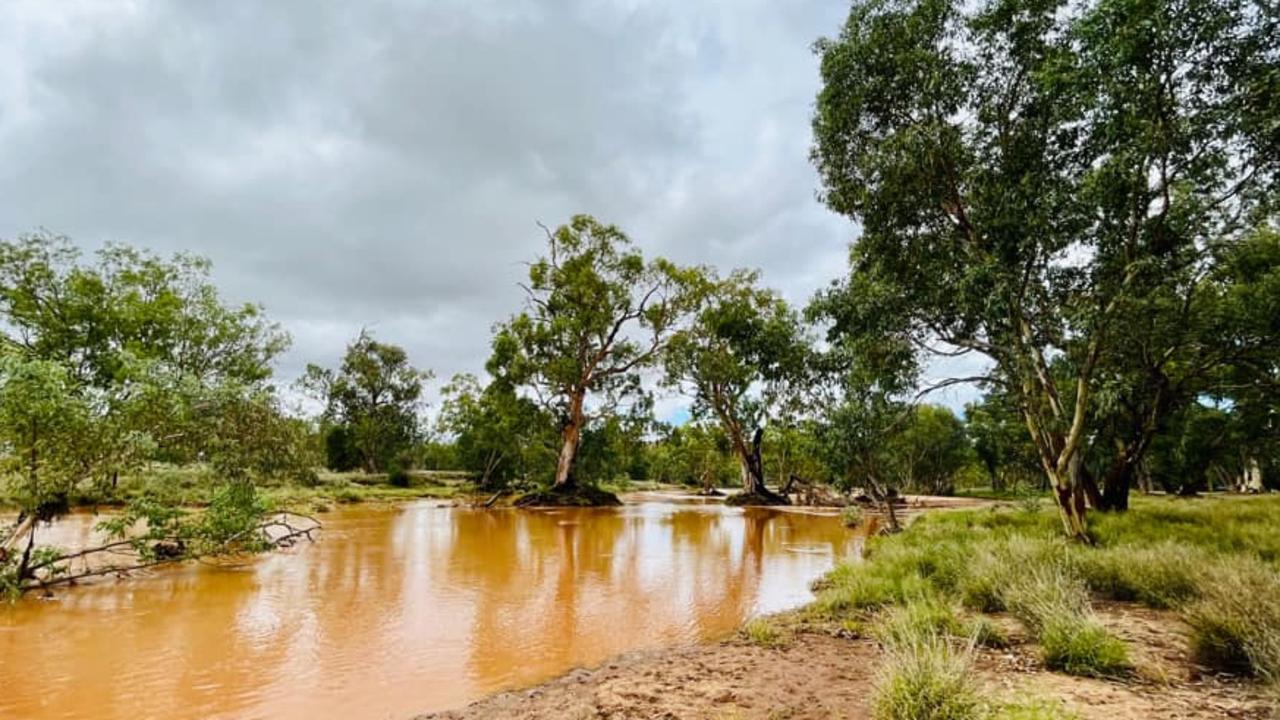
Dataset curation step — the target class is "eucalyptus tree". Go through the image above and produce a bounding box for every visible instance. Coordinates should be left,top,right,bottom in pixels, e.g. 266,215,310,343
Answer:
303,331,431,474
811,0,1279,538
662,269,809,503
1082,225,1280,508
488,215,693,494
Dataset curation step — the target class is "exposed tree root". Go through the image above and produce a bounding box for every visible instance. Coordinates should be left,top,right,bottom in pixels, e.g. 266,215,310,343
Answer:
514,485,622,507
725,489,790,507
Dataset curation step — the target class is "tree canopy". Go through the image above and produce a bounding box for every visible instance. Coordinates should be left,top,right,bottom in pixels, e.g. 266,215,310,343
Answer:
811,0,1280,537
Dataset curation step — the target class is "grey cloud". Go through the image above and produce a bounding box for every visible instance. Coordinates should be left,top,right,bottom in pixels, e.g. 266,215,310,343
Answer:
0,0,981,415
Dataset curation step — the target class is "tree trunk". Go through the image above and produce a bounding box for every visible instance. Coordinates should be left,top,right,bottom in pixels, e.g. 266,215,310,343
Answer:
1098,459,1133,511
552,391,586,490
1052,476,1090,541
737,427,768,495
1045,457,1090,542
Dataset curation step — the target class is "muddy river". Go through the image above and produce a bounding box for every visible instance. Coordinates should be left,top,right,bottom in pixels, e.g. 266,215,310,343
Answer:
0,500,859,720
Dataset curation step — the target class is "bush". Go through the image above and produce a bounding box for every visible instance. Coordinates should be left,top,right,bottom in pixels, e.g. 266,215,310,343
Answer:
387,460,411,488
842,504,864,528
872,633,983,720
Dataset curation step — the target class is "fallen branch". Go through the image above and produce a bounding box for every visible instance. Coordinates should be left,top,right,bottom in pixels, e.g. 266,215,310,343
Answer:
14,513,322,596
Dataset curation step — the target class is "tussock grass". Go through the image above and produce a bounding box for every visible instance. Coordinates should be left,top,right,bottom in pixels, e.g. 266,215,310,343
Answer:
874,599,965,647
1070,542,1204,609
1038,618,1130,678
872,632,983,720
742,617,789,648
819,496,1280,686
1001,566,1130,677
1183,558,1280,682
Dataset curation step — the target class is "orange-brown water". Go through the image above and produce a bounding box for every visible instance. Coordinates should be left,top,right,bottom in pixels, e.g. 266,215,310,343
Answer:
0,500,858,720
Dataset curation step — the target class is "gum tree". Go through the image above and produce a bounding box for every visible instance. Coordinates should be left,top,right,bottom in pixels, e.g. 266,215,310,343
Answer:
662,268,809,504
488,215,692,496
811,0,1279,539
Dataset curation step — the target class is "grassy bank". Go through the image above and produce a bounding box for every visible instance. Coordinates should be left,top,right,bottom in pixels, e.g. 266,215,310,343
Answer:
812,495,1280,719
0,465,475,514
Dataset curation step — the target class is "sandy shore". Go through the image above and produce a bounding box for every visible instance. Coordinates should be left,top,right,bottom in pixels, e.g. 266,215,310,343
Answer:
414,603,1274,720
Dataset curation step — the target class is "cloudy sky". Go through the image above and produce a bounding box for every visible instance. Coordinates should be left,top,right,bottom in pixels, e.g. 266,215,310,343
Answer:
0,1,980,417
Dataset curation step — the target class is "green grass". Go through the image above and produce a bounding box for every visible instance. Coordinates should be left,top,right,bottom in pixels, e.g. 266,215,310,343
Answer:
0,463,474,513
872,631,984,720
742,617,789,647
1183,557,1280,683
816,495,1280,684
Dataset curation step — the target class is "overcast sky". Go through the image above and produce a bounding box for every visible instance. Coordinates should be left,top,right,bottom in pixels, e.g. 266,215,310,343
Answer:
0,0,981,418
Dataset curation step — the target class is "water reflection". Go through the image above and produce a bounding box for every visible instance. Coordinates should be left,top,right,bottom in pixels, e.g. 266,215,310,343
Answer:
0,502,856,720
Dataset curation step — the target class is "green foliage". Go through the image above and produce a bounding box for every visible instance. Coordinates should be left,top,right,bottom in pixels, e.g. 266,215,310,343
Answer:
0,235,302,518
1183,559,1280,682
303,330,430,474
488,215,694,489
887,405,974,495
663,267,809,492
872,632,983,720
386,460,411,488
815,498,1280,682
437,373,556,488
323,424,362,472
812,0,1280,533
648,422,737,489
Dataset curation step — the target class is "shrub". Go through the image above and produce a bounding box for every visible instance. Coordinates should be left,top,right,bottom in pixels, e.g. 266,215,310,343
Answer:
872,633,983,720
387,460,411,488
842,505,864,528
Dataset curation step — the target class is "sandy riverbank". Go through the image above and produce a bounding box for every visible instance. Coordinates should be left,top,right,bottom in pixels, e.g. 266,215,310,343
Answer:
415,602,1272,720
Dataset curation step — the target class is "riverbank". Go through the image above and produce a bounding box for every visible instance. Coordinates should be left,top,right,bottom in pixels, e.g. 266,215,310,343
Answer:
0,465,475,514
418,495,1280,720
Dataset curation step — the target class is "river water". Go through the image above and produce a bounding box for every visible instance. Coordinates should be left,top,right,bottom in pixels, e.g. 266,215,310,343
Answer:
0,500,859,720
